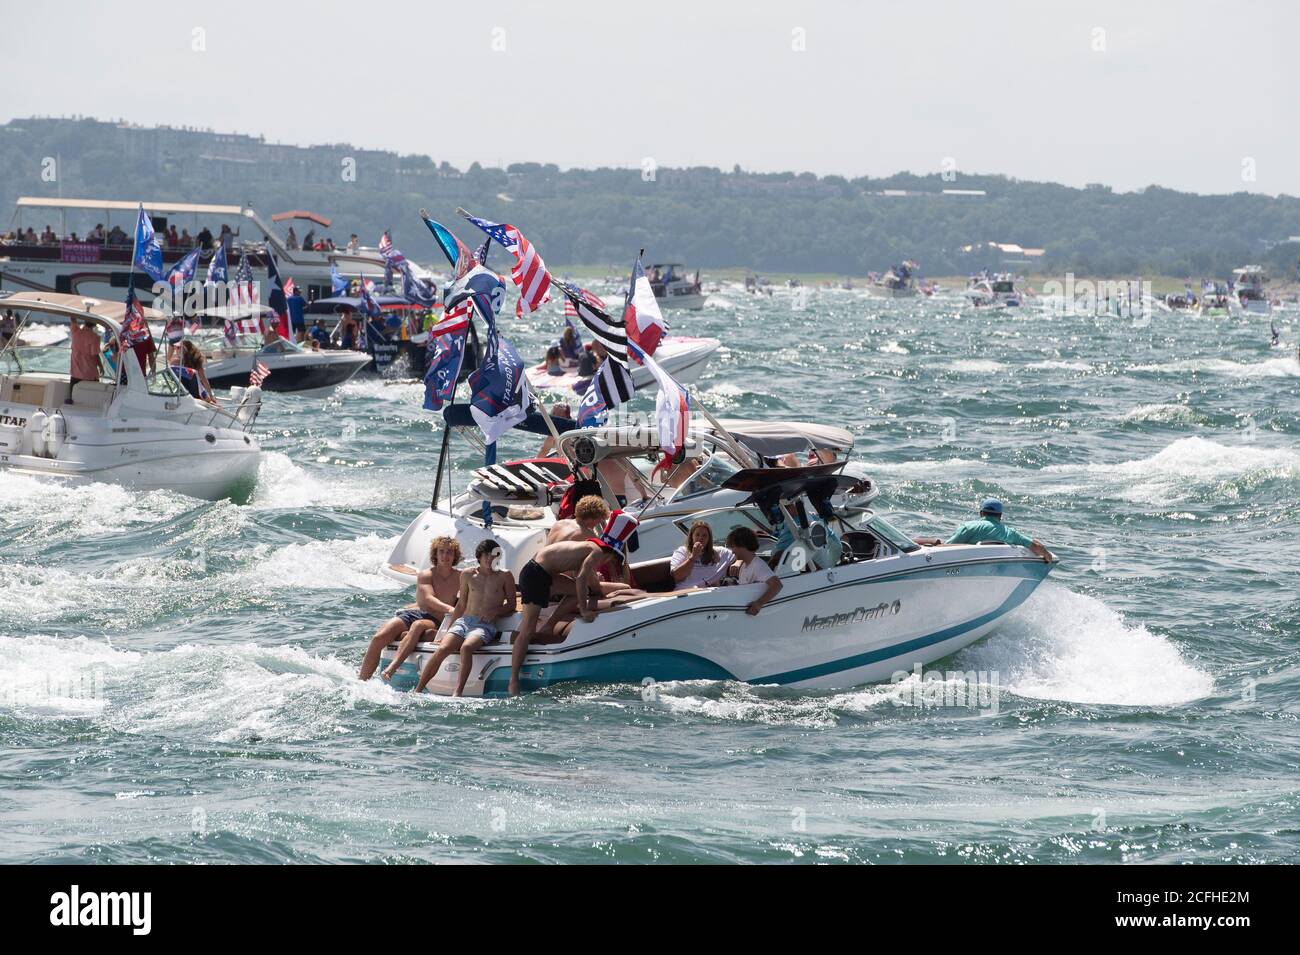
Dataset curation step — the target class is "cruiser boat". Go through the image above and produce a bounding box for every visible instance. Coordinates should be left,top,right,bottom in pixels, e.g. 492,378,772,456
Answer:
867,261,919,298
0,291,262,500
378,417,1054,696
648,263,707,310
1,197,433,303
1230,266,1271,316
965,273,1022,308
382,409,878,585
525,336,720,393
192,305,370,392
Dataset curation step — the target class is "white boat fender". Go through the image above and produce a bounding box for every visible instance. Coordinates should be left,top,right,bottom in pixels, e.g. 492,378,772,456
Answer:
235,385,263,426
27,408,49,458
42,409,68,458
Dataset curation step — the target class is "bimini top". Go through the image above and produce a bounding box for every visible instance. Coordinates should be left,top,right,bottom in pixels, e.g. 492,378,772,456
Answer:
710,418,855,456
15,196,244,217
0,290,164,332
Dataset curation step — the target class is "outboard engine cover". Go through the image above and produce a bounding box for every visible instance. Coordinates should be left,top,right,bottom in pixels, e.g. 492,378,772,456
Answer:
26,408,49,458
42,409,68,458
235,385,263,427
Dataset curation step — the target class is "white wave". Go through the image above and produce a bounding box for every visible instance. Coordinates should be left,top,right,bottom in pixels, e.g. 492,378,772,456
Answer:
332,377,425,405
234,533,399,593
1027,359,1092,371
946,359,1007,373
1132,356,1300,378
0,634,407,740
249,451,413,511
1120,403,1198,425
1043,437,1300,504
0,469,195,540
878,341,910,355
957,583,1214,706
646,680,899,727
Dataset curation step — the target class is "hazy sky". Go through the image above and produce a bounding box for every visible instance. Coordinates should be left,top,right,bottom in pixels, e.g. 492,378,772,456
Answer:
4,0,1297,195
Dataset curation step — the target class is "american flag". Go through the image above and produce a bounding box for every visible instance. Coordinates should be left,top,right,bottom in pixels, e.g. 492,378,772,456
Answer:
555,280,627,366
460,212,551,314
284,277,296,296
235,255,256,308
249,360,270,387
120,287,153,347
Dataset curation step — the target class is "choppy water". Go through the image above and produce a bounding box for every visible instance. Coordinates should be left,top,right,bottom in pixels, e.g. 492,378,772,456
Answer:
3,286,1298,864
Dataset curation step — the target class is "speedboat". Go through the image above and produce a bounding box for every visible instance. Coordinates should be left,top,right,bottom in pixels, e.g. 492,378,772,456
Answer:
965,272,1022,308
1230,266,1271,316
382,410,878,584
378,420,1054,696
648,263,707,310
1198,283,1232,318
0,291,262,500
525,336,720,394
867,262,919,298
190,306,370,392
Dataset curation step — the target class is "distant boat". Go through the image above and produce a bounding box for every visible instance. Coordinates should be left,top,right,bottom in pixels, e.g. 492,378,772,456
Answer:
1230,265,1271,316
965,272,1022,308
648,263,707,310
867,261,920,298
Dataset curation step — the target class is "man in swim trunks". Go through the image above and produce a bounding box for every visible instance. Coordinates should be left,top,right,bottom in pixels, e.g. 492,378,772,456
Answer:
414,539,517,696
509,511,639,696
358,535,462,680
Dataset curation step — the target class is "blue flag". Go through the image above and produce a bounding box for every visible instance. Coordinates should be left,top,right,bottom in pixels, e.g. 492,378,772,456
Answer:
399,261,435,307
166,247,201,288
205,243,228,285
423,326,468,411
420,212,476,280
331,262,348,296
444,265,506,345
468,335,529,444
132,204,164,282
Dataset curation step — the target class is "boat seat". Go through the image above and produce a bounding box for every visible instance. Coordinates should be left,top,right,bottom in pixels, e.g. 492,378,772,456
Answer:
70,380,115,409
8,376,71,408
841,531,880,562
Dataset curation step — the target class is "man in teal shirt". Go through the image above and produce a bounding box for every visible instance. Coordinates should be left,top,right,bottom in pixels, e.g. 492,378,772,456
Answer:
924,499,1055,562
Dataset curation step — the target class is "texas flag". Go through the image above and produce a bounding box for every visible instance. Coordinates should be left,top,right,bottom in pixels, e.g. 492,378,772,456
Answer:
629,340,690,465
623,256,666,357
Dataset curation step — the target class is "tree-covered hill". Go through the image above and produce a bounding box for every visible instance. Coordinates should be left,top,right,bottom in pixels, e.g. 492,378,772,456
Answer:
3,117,1299,280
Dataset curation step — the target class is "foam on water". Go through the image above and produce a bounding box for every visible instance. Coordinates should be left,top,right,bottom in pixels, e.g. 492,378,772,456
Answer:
1042,437,1300,504
0,470,195,542
947,359,1007,374
241,532,400,593
1132,355,1300,378
249,451,411,511
957,584,1215,706
1120,403,1200,425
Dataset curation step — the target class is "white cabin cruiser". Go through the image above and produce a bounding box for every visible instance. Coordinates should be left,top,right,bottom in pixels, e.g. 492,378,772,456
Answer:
379,426,1055,697
382,409,877,585
648,263,707,310
1230,266,1271,316
525,335,720,394
0,291,262,500
965,273,1022,308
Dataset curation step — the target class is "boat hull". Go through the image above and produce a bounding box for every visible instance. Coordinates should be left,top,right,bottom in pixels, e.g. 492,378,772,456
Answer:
380,547,1052,696
525,336,719,393
205,350,370,392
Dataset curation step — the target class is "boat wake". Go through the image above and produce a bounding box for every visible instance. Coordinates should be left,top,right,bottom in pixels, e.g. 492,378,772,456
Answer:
1131,355,1300,378
956,583,1214,706
1042,436,1300,505
0,634,404,742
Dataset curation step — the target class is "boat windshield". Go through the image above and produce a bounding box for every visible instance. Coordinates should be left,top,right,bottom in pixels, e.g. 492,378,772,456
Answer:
862,514,919,552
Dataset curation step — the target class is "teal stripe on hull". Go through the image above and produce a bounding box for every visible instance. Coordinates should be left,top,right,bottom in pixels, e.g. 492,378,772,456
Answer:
483,649,734,697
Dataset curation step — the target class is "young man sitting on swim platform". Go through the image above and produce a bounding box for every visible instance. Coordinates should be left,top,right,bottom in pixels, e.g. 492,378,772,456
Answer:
413,539,517,697
359,536,462,681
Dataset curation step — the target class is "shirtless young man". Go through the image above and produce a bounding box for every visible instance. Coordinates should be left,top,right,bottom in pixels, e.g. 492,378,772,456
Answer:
413,539,517,696
510,511,640,696
358,536,462,680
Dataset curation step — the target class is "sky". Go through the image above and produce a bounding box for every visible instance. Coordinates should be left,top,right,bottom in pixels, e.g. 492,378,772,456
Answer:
3,0,1297,195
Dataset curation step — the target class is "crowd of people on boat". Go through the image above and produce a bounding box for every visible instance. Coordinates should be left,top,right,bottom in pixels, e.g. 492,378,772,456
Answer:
357,497,785,696
1,222,247,252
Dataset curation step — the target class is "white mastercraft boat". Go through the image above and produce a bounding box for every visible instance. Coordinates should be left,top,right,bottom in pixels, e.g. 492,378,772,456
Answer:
525,335,720,393
0,291,263,499
379,415,1054,696
965,272,1022,308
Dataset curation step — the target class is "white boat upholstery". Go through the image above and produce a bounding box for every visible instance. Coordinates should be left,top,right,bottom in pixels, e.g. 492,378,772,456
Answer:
6,375,71,408
70,380,116,408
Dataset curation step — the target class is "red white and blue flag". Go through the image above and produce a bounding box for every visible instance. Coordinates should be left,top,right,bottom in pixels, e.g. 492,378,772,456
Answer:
623,257,667,356
460,212,552,315
555,280,627,367
166,247,202,291
629,340,691,467
249,360,270,388
234,254,258,308
265,251,291,339
121,286,153,347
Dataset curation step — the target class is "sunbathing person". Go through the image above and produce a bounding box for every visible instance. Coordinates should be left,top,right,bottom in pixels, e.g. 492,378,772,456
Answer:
358,536,462,680
510,511,640,695
413,539,517,696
